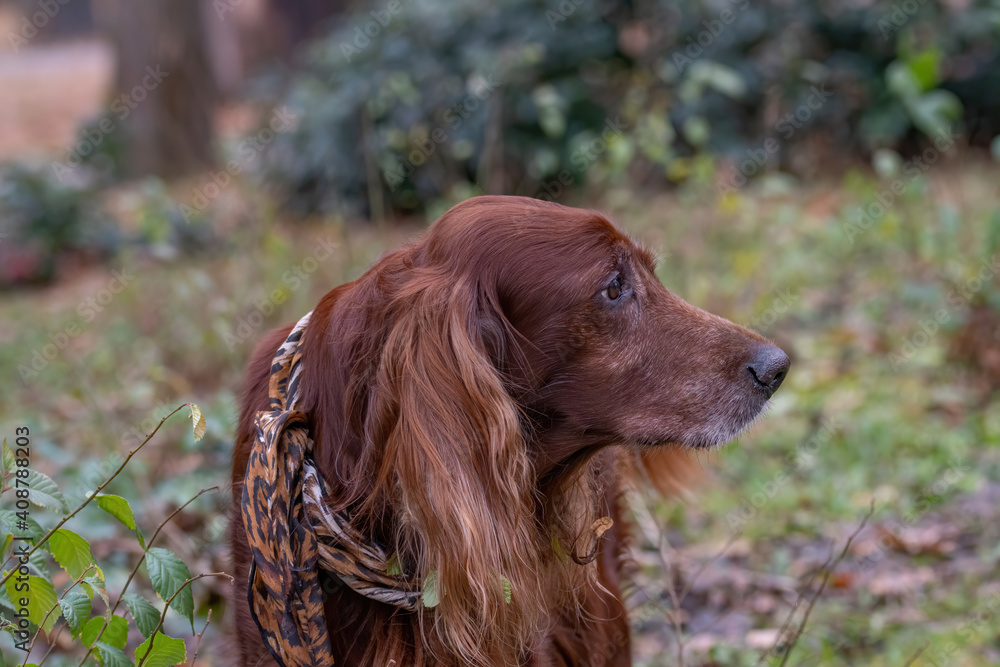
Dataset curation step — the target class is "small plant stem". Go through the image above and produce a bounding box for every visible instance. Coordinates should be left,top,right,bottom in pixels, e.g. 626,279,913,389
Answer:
0,404,188,589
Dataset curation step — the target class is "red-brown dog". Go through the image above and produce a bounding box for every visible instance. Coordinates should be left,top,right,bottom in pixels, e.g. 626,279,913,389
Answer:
230,196,789,666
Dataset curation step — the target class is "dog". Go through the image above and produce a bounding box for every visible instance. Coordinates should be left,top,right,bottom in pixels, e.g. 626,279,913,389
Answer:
230,195,789,666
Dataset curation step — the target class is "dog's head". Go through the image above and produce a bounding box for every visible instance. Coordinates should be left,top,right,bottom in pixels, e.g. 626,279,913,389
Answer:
421,195,789,465
327,195,788,663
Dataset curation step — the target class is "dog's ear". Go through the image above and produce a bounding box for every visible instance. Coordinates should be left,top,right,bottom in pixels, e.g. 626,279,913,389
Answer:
630,448,707,499
362,269,546,663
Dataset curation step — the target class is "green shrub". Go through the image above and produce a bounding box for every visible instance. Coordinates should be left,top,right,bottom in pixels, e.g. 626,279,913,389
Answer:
0,165,118,286
258,0,1000,217
0,405,218,664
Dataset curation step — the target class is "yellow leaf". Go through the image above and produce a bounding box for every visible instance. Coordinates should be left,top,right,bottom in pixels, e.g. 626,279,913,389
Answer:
188,404,207,442
590,516,614,540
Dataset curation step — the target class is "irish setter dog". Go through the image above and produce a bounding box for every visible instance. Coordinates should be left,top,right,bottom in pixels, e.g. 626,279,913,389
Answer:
230,196,789,666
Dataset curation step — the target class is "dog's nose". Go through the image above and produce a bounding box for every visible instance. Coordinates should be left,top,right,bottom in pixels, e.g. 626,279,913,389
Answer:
747,346,790,397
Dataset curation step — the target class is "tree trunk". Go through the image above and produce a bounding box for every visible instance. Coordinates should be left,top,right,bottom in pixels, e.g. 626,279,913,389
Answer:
98,0,216,179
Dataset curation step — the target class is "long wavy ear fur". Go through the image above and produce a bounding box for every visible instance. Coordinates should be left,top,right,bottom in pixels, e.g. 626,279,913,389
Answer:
631,448,707,499
360,270,551,665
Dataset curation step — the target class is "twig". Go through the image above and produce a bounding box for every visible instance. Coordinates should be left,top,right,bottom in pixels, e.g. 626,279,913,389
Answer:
79,486,219,664
136,573,233,666
678,531,742,604
903,643,928,667
759,544,840,667
34,622,66,667
22,565,98,664
0,404,189,589
189,608,213,666
774,502,875,667
631,451,687,666
656,530,687,667
758,597,803,666
142,487,219,558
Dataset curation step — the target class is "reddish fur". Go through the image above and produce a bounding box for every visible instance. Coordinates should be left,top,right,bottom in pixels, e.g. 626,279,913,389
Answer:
230,196,783,666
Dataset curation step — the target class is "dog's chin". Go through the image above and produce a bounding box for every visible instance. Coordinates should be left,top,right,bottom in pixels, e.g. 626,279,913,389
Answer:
636,400,772,451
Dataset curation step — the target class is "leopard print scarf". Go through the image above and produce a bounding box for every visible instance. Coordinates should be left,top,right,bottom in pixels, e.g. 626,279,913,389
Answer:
242,312,421,667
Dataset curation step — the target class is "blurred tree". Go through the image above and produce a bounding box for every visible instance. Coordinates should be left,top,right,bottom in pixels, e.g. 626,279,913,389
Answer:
97,0,217,178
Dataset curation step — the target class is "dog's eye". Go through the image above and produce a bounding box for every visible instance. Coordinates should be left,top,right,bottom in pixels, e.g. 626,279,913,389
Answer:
603,277,623,301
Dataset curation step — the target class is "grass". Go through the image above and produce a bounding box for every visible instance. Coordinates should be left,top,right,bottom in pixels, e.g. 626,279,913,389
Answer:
1,160,999,664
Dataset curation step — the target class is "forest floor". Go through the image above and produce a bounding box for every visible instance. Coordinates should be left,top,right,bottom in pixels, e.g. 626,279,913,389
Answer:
2,160,998,664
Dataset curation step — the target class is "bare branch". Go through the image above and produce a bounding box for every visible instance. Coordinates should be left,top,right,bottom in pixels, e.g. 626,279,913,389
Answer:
774,502,875,667
136,573,233,666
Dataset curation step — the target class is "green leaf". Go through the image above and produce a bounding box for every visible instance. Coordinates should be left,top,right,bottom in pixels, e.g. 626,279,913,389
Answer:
0,510,44,541
188,404,207,442
385,552,402,576
421,569,440,608
135,632,186,667
60,589,92,636
103,615,130,649
83,576,109,617
81,614,128,648
80,617,103,646
5,574,59,632
27,549,50,578
96,495,138,530
49,529,98,580
501,576,512,604
551,533,570,564
908,90,962,139
906,48,942,92
96,641,135,667
124,593,161,639
887,60,921,100
26,469,68,513
688,60,746,100
144,548,193,629
682,116,710,147
1,438,11,480
0,577,16,616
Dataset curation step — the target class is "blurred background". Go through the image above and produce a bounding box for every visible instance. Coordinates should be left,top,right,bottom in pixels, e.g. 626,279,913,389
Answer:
1,0,999,664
